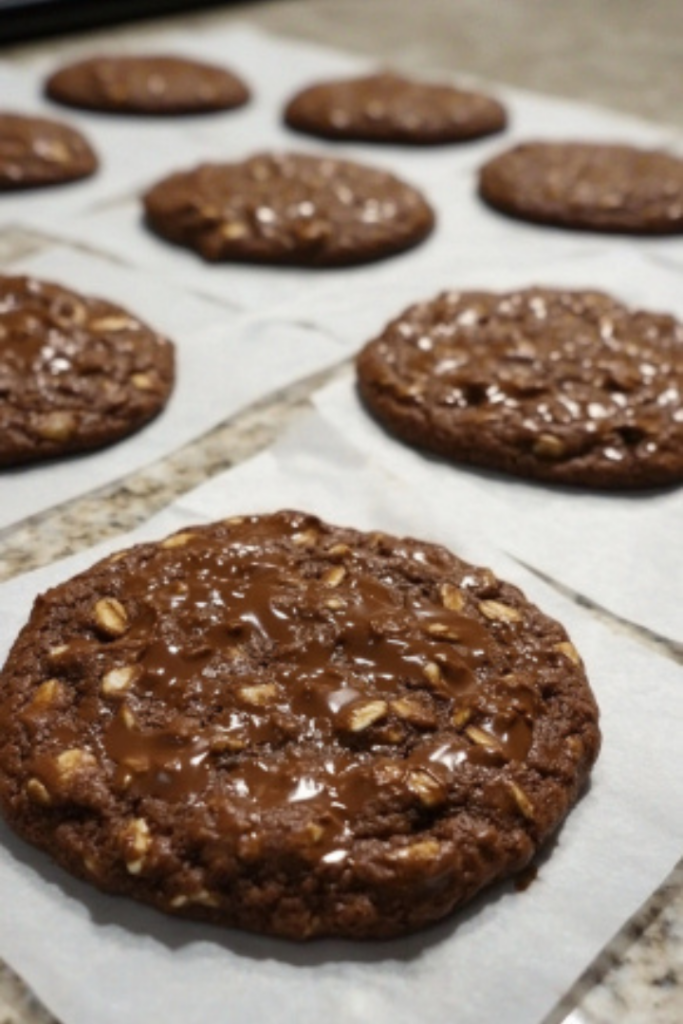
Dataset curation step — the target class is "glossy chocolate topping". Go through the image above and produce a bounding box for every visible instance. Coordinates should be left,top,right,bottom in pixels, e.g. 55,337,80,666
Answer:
2,510,575,880
0,511,601,937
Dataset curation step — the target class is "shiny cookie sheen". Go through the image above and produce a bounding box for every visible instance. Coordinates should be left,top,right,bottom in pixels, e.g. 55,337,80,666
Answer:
0,511,600,939
356,287,683,489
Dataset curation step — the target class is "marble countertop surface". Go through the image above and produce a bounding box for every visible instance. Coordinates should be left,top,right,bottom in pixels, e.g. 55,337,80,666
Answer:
0,2,682,1022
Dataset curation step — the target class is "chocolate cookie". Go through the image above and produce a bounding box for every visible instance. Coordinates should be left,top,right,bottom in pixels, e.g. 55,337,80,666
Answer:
143,151,435,266
45,55,250,116
478,142,683,234
284,71,507,145
0,510,600,940
0,275,174,466
356,287,683,489
0,112,97,191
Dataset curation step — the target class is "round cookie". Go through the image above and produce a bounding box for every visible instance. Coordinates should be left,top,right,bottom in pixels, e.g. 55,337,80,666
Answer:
0,275,174,466
478,141,683,234
0,112,97,191
142,151,435,266
283,71,507,145
356,287,683,489
0,510,600,940
45,55,250,116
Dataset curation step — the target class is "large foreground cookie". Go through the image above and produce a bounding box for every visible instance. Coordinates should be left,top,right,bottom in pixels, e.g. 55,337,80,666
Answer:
478,142,683,234
0,275,174,466
0,511,600,940
142,152,435,266
45,54,250,115
0,112,97,191
284,71,506,145
356,287,683,489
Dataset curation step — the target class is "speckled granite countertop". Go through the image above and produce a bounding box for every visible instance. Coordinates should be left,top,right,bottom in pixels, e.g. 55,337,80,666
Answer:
1,2,682,1022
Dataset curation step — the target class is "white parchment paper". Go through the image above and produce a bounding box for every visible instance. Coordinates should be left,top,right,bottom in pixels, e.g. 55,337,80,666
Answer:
20,25,683,316
0,245,347,530
317,372,683,643
17,22,683,191
0,412,681,1024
